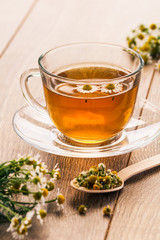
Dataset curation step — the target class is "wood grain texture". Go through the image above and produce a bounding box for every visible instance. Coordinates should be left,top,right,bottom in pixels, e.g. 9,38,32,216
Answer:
0,0,160,239
118,154,160,181
0,0,36,56
106,70,160,240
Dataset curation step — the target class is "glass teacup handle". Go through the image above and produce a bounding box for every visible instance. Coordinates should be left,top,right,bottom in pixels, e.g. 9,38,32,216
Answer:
20,68,47,116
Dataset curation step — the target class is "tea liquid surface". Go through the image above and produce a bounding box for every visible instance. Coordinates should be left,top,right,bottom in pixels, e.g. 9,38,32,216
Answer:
43,65,138,143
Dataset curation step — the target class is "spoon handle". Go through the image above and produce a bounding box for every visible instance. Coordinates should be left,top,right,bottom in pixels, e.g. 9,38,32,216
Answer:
118,154,160,182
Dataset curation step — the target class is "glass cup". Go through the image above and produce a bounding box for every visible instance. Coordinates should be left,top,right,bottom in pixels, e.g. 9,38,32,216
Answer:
20,43,144,146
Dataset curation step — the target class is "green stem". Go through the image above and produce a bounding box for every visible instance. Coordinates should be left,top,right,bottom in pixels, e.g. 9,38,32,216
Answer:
45,198,57,203
13,202,31,211
0,162,12,170
12,201,36,205
8,198,32,211
11,189,34,194
13,198,57,204
0,203,16,216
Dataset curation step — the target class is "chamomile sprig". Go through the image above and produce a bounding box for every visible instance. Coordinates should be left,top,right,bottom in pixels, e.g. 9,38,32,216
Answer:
127,23,160,64
0,155,65,239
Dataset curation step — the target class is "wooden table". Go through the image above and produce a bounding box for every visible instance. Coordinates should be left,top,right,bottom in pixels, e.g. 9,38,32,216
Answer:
0,0,160,239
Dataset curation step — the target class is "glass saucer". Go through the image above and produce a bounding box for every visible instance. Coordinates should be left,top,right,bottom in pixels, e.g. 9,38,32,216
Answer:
12,98,160,158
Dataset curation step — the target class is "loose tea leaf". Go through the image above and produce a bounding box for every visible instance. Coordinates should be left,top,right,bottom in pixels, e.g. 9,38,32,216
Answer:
74,163,122,190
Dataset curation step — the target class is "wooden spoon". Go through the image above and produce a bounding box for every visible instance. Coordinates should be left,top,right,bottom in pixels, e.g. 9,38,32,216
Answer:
70,154,160,193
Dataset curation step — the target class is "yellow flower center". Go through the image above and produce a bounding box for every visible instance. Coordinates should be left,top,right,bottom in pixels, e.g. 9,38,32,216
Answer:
40,167,46,174
17,225,27,235
56,171,61,180
150,23,157,30
57,194,65,204
78,205,87,214
103,176,111,184
13,218,19,227
103,205,112,216
139,24,145,31
112,171,117,175
93,184,100,190
33,177,41,184
137,33,144,40
33,191,42,200
82,85,92,91
88,175,98,184
41,188,48,197
46,182,54,191
106,83,115,90
39,209,47,219
142,54,149,64
147,35,156,43
140,44,150,52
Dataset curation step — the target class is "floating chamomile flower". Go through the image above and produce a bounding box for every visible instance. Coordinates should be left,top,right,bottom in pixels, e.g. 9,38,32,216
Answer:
101,83,123,94
76,84,98,93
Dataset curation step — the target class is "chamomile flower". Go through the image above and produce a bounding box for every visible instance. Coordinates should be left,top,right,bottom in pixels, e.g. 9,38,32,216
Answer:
50,163,61,180
150,23,157,30
97,163,106,171
46,181,55,191
41,188,49,197
78,205,87,214
101,83,123,94
0,154,64,239
22,210,34,228
7,215,21,232
140,52,153,64
76,84,98,93
103,205,112,216
12,224,28,240
56,188,65,211
32,191,45,205
35,161,48,175
127,23,160,64
155,60,160,71
35,204,47,225
80,171,88,176
27,178,45,194
7,215,30,240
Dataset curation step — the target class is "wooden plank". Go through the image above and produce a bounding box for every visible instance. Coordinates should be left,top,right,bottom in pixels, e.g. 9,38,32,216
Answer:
0,0,36,56
106,69,160,240
0,0,160,239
